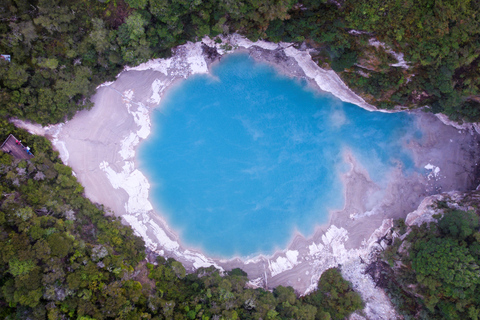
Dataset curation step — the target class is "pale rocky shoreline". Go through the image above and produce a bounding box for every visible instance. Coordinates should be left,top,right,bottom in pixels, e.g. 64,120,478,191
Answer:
13,34,480,319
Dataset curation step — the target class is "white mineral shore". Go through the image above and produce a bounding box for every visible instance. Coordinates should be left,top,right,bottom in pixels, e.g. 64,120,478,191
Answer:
13,34,480,319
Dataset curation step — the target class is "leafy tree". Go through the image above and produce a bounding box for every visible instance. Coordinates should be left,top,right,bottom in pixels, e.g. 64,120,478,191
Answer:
47,233,73,258
410,232,480,315
438,210,479,239
125,11,148,41
89,18,110,53
303,268,363,320
8,258,35,277
3,63,29,89
125,0,148,9
331,49,358,72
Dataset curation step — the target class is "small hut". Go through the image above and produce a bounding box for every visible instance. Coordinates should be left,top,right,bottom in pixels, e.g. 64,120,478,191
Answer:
0,54,11,62
1,134,34,160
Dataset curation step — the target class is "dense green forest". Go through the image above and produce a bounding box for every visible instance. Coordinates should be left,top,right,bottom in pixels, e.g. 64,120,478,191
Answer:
368,204,480,320
1,0,480,124
2,0,480,319
0,122,363,319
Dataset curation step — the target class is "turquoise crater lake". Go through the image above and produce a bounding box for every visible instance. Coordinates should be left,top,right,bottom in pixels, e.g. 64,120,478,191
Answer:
138,53,421,257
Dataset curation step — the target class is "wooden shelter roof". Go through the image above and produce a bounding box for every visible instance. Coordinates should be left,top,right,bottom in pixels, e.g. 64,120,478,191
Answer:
1,134,34,160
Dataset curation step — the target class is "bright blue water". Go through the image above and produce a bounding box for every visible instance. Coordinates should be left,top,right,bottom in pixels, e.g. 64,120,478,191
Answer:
138,53,422,257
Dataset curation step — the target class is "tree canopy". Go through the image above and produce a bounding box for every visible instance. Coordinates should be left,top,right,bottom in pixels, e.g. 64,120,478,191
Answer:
378,208,480,319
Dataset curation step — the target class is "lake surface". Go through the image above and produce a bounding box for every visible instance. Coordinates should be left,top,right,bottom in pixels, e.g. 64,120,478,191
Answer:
138,53,421,257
